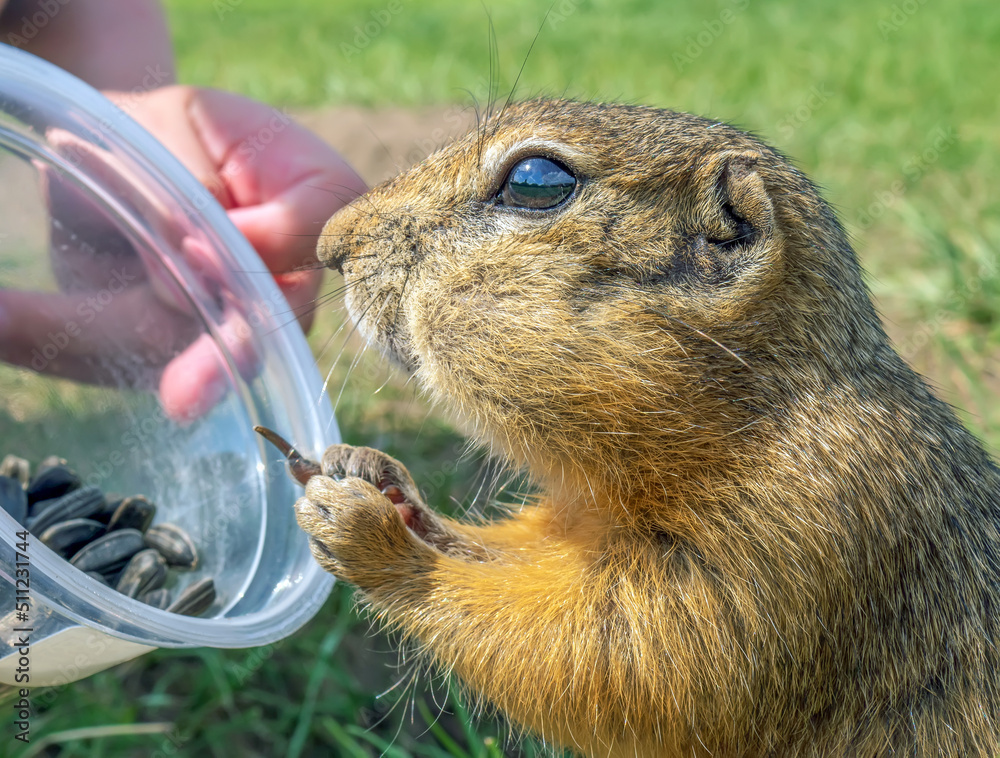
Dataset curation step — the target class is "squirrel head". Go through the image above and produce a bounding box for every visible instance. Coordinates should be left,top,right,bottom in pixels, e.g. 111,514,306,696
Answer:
320,100,886,511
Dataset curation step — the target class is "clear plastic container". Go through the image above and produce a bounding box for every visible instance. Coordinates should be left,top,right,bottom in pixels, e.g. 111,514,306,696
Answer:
0,46,336,686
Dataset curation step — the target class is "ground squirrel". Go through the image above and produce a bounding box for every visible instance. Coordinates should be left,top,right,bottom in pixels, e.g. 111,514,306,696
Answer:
289,100,1000,756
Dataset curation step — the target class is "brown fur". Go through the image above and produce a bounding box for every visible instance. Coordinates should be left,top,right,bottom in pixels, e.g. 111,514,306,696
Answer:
294,100,1000,756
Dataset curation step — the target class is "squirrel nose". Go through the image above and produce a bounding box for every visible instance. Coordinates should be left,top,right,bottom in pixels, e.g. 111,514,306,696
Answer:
324,248,347,274
317,201,363,274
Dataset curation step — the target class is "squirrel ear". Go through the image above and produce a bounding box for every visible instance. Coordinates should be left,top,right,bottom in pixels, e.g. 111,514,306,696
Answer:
663,150,779,291
698,150,774,241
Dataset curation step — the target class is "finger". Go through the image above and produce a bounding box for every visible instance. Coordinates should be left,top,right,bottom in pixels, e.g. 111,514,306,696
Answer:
187,89,367,271
0,288,99,379
227,191,337,275
40,165,145,292
236,165,366,272
157,333,229,423
158,302,262,423
0,285,199,385
40,129,181,296
184,89,321,205
104,86,235,209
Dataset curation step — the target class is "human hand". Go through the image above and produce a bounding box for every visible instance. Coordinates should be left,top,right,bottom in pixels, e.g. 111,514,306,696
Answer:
0,85,366,421
115,86,367,419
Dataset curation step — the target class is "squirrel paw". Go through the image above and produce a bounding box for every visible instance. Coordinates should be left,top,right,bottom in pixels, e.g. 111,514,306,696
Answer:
295,445,446,584
295,473,430,584
318,444,426,517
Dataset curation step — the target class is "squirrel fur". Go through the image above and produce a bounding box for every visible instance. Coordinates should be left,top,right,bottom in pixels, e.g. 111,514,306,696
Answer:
294,100,1000,757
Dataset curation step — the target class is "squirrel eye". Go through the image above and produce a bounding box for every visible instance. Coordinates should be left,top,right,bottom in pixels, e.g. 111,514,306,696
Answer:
499,157,576,210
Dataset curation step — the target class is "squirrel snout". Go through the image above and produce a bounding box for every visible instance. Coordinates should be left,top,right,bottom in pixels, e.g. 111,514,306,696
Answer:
317,203,361,274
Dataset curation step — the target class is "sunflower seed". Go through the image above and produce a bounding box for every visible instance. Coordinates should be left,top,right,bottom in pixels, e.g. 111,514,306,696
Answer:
0,475,28,525
37,455,67,471
0,455,30,488
91,495,121,525
166,577,216,616
107,495,156,533
144,523,198,570
115,549,168,598
39,518,106,557
139,588,172,610
26,464,81,504
19,454,214,616
70,528,145,576
27,486,104,535
254,426,321,485
27,496,55,519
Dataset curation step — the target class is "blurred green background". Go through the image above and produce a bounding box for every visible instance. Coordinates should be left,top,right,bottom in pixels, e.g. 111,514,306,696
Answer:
18,0,1000,756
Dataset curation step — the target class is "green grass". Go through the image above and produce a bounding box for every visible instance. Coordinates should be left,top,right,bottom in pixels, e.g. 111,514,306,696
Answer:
16,1,1000,755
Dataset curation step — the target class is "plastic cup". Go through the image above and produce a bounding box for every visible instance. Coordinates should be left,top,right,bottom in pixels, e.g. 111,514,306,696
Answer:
0,46,336,686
